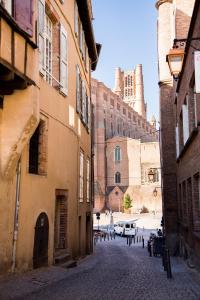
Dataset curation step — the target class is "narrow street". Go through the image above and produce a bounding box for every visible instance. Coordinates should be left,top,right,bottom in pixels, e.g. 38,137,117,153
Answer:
1,235,200,300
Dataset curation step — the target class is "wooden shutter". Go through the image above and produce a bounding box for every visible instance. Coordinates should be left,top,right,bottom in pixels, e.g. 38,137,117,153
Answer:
182,100,189,144
60,24,68,96
82,81,86,123
13,0,33,36
74,2,78,36
38,0,45,75
175,125,179,158
76,65,80,113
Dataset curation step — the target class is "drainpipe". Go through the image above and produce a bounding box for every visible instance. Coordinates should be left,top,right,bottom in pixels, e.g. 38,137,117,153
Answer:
11,158,21,273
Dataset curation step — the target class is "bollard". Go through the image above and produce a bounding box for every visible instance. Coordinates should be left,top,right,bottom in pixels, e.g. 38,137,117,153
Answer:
139,236,141,243
137,236,138,243
127,236,129,245
100,235,102,242
142,238,144,248
104,233,106,241
134,236,135,243
129,236,131,246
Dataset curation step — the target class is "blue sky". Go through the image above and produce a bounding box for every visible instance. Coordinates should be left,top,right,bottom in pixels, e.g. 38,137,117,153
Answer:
92,0,159,121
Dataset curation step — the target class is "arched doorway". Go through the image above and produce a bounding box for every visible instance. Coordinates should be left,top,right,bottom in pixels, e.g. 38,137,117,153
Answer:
33,212,49,269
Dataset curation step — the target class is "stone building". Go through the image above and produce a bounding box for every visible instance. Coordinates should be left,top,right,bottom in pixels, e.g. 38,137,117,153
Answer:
156,0,196,256
0,0,99,273
92,66,162,213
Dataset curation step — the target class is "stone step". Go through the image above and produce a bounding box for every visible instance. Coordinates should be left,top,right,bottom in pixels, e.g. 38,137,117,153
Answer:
54,251,71,265
60,260,77,269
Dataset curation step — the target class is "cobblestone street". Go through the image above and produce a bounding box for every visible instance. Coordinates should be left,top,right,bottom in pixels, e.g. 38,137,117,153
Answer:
1,233,200,300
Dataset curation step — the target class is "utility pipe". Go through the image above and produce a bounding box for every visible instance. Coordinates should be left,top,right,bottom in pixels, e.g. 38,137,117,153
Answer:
11,158,21,273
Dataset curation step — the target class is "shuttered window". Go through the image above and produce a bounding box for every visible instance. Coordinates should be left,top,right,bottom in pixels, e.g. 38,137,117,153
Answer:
44,15,52,84
13,0,33,36
79,151,84,202
38,0,45,75
82,81,86,122
60,24,68,95
182,98,189,144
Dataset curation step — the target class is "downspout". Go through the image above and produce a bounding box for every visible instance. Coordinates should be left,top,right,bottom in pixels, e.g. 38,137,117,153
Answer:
11,158,21,273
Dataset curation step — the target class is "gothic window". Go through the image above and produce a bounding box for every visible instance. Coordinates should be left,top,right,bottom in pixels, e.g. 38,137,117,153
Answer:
115,172,121,184
115,146,121,162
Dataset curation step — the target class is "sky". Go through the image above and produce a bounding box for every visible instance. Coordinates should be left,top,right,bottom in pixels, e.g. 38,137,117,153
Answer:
92,0,159,121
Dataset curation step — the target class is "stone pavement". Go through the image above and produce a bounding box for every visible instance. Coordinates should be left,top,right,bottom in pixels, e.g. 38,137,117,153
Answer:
1,234,200,300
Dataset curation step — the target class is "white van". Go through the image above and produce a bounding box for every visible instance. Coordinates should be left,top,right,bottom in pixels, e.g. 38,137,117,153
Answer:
114,220,137,236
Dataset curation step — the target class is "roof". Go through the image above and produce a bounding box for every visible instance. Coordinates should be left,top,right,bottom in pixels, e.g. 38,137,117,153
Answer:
76,0,101,71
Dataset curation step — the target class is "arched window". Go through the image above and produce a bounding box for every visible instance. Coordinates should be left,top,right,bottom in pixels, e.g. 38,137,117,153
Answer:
115,172,121,184
115,146,121,162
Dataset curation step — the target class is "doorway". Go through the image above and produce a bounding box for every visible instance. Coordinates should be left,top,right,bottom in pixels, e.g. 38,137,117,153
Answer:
54,190,68,251
86,214,91,254
33,212,49,269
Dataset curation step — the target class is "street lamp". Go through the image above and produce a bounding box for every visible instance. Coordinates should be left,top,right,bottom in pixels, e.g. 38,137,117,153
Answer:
148,169,154,183
166,48,184,80
166,37,200,80
153,187,158,197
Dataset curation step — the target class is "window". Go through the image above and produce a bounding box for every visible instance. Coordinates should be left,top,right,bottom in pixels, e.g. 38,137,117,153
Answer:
44,15,53,84
110,98,114,106
86,159,90,202
38,4,53,84
115,172,121,184
79,151,84,202
76,65,90,128
115,146,121,162
123,108,126,115
38,2,62,89
29,119,48,175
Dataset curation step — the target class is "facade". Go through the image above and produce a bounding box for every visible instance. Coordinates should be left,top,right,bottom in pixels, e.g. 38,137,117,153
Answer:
156,0,200,265
92,66,162,213
0,0,99,273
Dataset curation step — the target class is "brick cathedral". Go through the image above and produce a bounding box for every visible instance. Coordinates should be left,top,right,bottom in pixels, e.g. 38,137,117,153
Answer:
92,65,162,213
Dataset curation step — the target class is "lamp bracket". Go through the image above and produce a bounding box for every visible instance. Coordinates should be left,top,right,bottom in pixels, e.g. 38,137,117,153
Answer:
173,37,200,50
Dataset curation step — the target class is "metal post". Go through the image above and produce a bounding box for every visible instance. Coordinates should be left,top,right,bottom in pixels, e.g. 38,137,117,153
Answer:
142,238,144,248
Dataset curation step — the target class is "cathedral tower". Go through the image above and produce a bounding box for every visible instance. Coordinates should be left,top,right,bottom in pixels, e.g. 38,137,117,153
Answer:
134,64,146,119
113,64,146,119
